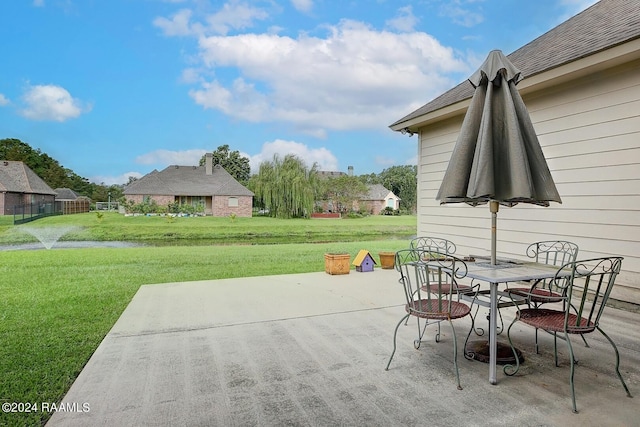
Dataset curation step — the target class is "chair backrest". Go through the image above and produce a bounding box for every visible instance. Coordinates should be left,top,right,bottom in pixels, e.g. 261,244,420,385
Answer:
552,257,623,332
395,249,468,316
527,240,579,266
409,237,457,255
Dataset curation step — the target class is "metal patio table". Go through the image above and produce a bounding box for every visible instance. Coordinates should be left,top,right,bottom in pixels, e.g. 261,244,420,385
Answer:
464,259,570,385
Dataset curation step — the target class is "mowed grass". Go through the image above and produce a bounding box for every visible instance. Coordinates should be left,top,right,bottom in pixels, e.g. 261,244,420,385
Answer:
0,213,415,426
0,212,416,244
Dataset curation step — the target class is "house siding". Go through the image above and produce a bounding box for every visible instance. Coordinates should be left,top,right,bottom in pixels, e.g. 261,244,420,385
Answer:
416,58,640,304
0,193,23,215
126,194,174,207
212,195,252,217
353,200,386,214
354,197,398,214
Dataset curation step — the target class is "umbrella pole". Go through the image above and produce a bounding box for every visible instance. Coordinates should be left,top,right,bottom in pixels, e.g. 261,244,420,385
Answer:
490,201,499,265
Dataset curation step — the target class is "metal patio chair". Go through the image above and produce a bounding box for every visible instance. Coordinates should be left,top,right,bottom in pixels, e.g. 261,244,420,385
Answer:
503,257,633,413
464,241,579,347
385,249,476,390
505,240,580,352
409,236,474,295
409,236,457,254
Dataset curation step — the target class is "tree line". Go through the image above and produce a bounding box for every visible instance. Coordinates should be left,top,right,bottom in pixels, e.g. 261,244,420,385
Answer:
0,138,125,202
1,138,416,215
199,145,417,218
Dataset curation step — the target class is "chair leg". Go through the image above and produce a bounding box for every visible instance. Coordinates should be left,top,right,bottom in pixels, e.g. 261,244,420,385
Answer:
580,334,590,348
468,304,485,337
448,319,462,390
463,314,476,361
564,331,578,413
597,326,633,399
503,316,521,376
386,314,410,371
535,328,540,354
414,317,433,349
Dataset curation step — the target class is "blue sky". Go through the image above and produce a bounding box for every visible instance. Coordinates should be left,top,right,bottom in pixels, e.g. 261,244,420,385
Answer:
0,0,597,185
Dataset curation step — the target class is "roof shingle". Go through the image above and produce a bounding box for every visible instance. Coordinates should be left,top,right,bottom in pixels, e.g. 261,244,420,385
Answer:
0,160,57,195
123,164,253,197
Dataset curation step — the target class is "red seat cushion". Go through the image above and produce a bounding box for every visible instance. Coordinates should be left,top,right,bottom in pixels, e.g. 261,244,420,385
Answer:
518,308,595,333
506,287,563,303
406,299,471,320
422,283,473,294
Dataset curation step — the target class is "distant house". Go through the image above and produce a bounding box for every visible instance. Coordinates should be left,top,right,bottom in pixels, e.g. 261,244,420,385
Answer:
123,153,254,217
354,184,400,214
55,188,90,214
389,0,640,304
54,187,81,201
316,167,401,215
0,160,57,215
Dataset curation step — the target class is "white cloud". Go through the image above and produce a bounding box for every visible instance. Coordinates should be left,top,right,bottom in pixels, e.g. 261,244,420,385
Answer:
33,0,45,7
20,84,90,122
385,6,418,32
439,4,484,27
291,0,313,13
187,19,469,135
205,1,269,35
91,172,143,186
180,67,203,84
153,2,269,37
248,140,338,173
0,94,9,106
135,148,207,166
154,9,195,36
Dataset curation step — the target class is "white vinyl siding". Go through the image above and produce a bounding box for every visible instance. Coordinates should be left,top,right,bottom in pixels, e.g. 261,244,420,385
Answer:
417,58,640,304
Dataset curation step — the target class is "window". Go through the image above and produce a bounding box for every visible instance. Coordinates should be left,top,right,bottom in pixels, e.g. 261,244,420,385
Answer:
228,197,239,207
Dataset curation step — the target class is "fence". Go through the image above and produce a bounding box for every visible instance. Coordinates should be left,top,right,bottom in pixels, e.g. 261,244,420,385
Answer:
13,201,62,225
13,199,90,224
95,201,119,211
61,199,90,215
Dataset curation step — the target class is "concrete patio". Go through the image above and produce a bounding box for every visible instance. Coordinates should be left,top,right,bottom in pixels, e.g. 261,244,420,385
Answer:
48,268,639,426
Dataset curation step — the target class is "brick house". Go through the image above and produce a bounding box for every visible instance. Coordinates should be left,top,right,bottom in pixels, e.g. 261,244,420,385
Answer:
123,153,254,217
354,184,400,214
0,160,57,215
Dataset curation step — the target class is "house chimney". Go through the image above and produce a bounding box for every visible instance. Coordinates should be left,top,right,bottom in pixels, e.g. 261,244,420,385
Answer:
348,166,353,176
205,153,213,175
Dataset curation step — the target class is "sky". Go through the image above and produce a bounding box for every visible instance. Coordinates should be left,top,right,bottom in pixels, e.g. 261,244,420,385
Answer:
0,0,598,185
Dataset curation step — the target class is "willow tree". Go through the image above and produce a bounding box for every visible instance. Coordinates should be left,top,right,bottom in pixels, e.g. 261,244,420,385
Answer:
250,154,320,219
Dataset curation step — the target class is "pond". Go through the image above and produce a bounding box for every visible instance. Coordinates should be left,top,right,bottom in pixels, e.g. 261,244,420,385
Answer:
0,234,416,251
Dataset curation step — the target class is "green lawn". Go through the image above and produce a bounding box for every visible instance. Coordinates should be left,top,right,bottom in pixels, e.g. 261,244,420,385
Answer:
0,213,415,426
0,212,416,245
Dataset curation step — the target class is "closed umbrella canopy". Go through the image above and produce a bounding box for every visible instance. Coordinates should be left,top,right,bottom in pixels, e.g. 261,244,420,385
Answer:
436,50,561,263
437,50,561,207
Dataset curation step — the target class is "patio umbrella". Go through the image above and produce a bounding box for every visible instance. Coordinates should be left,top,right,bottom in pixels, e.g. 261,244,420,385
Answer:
436,50,561,265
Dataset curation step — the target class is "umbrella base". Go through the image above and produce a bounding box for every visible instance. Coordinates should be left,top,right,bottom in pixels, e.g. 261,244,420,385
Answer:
465,340,524,365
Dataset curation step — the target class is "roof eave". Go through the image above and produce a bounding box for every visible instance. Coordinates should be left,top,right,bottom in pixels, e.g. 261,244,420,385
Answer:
389,98,471,132
390,37,640,132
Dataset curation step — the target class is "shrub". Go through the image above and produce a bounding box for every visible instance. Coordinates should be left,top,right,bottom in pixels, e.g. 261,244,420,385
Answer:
381,206,400,216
